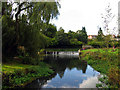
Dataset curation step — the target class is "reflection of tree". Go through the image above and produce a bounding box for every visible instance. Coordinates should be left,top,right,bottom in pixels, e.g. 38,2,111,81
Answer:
44,55,88,78
25,73,57,88
26,55,88,88
69,60,87,73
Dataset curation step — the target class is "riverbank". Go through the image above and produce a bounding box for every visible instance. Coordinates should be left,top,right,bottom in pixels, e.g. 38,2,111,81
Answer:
46,48,79,52
81,48,119,88
2,61,54,88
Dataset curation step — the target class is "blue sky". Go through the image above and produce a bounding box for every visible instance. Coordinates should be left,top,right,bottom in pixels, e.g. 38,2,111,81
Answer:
50,0,119,35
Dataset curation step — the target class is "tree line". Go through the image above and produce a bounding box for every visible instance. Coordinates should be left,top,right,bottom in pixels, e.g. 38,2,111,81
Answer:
2,1,88,60
2,1,119,60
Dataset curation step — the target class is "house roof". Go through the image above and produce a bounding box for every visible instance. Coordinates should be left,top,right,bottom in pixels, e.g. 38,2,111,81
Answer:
88,35,97,37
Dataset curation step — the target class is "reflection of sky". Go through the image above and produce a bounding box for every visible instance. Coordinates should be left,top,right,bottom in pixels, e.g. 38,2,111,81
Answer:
42,65,100,88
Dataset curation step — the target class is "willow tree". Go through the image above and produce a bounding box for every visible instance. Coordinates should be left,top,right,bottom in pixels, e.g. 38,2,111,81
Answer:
13,1,60,45
2,0,60,57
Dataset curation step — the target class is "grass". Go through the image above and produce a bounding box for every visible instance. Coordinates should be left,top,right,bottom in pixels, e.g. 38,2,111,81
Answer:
2,62,54,88
81,48,119,88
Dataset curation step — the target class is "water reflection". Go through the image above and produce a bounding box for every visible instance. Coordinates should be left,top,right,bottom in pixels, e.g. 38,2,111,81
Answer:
44,55,87,75
26,51,100,88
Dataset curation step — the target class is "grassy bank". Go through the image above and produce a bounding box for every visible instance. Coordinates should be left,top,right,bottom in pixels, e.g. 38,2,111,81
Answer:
2,62,54,88
81,48,120,88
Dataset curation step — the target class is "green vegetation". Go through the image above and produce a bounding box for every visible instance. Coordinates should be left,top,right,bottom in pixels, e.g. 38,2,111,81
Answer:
97,27,104,41
2,62,54,88
96,83,103,88
81,48,120,88
46,48,79,52
88,37,120,48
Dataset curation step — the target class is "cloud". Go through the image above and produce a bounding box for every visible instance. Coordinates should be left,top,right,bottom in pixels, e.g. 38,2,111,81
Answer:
51,0,119,35
79,76,99,88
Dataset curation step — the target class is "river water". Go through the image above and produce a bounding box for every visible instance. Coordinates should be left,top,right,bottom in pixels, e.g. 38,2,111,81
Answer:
26,51,100,88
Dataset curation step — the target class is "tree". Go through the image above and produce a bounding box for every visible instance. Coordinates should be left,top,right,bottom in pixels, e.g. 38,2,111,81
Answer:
70,38,82,46
8,0,60,47
81,27,88,43
43,24,57,38
2,1,61,58
101,3,115,35
101,4,115,48
76,27,88,44
2,2,17,57
68,30,76,39
97,27,104,41
55,27,69,47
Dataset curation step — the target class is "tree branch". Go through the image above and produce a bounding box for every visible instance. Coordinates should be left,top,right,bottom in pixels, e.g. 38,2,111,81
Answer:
15,2,33,20
21,5,33,11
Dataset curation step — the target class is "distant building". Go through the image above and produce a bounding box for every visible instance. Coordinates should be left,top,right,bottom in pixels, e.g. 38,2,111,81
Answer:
88,35,97,39
88,35,120,41
111,35,120,41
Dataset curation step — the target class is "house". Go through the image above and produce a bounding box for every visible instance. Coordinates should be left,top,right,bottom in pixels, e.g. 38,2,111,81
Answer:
88,35,97,39
111,35,120,41
88,35,120,41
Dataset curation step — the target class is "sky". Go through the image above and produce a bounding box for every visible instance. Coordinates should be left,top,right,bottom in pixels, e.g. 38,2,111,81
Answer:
50,0,119,35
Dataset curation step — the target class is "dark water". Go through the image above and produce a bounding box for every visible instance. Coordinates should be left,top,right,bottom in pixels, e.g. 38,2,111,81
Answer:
26,51,100,88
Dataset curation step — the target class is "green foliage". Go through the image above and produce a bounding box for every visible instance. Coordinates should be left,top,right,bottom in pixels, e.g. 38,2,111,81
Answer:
48,37,58,47
88,39,119,48
43,24,57,38
104,35,112,48
49,27,87,48
2,15,16,57
55,28,70,46
88,40,106,48
76,27,88,44
30,2,60,25
70,38,83,46
97,27,104,41
39,49,45,54
68,30,76,39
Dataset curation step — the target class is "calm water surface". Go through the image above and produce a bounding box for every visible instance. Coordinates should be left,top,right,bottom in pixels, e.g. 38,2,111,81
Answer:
26,51,100,88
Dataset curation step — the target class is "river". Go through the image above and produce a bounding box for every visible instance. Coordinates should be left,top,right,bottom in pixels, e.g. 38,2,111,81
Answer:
26,51,100,88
